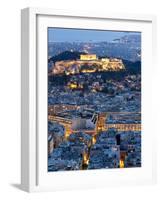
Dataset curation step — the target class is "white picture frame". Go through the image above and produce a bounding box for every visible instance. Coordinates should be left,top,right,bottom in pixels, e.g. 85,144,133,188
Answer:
21,7,157,192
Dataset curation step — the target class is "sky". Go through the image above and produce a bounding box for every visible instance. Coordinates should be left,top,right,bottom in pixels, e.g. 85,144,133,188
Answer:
48,27,140,43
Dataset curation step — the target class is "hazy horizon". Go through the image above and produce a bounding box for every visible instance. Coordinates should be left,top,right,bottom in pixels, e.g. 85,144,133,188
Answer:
48,27,141,43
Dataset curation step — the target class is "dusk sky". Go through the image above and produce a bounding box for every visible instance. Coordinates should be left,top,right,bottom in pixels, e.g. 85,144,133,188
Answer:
48,27,140,43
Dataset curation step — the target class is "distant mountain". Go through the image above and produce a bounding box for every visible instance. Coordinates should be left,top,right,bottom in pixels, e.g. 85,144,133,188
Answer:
49,51,87,63
113,34,141,44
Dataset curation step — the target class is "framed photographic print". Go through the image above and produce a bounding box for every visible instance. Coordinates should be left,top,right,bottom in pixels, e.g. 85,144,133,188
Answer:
21,7,157,192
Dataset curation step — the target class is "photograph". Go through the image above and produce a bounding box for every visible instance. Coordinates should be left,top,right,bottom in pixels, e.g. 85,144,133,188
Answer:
47,27,141,172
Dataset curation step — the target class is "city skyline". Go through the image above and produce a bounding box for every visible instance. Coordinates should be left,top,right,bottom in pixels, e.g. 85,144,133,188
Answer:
48,27,141,43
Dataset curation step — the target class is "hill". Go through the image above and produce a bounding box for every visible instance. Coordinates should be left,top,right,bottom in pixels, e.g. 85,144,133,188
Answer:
49,51,87,63
49,51,141,75
123,60,141,74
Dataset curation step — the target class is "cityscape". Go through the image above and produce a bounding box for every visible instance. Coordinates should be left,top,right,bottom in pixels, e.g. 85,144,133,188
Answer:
48,28,141,172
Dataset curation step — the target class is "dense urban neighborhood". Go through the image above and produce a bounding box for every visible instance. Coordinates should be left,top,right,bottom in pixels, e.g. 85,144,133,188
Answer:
48,30,141,172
